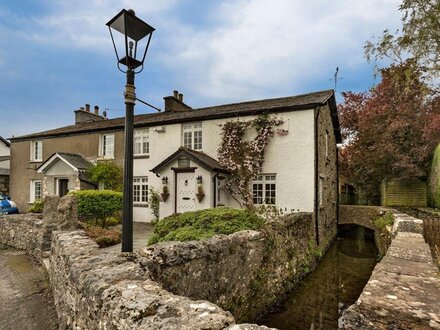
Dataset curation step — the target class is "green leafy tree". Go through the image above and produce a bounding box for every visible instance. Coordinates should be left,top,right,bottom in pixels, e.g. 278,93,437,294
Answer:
87,161,123,191
365,0,440,79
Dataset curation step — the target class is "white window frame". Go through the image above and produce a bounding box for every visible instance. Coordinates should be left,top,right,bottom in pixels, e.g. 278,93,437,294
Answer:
30,180,42,202
100,133,115,159
182,122,203,150
252,174,276,205
133,177,148,204
31,140,43,162
134,129,149,156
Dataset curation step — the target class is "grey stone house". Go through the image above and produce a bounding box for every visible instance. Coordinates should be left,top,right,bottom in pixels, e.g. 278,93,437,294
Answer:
0,136,10,195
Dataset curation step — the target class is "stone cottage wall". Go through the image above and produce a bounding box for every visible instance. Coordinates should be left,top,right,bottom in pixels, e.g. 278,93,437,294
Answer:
140,213,327,322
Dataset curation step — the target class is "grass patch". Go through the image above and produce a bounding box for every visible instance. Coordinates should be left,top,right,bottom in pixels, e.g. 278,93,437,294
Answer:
373,212,394,229
148,207,264,245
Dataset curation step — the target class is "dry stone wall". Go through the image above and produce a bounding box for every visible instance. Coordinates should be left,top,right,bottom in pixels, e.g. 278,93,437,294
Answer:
140,213,327,322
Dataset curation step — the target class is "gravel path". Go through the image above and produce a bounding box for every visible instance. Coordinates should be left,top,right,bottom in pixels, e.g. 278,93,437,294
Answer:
0,245,58,330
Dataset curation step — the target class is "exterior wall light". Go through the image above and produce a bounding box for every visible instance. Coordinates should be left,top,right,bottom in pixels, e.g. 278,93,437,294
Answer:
162,176,168,185
196,175,203,184
106,9,155,253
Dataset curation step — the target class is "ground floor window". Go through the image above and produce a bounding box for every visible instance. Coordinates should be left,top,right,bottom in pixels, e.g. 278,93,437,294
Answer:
252,174,276,205
133,177,148,203
30,180,42,202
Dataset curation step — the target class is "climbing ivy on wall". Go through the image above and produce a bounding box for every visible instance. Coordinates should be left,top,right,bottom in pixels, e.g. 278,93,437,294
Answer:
217,114,283,210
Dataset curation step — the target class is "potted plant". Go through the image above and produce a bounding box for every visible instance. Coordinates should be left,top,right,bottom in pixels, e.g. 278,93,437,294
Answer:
196,185,205,202
161,185,170,202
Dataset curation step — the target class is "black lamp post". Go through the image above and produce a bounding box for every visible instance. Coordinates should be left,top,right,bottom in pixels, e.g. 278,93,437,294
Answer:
107,9,155,252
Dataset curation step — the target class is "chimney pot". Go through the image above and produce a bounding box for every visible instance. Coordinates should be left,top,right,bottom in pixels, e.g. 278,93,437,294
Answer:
178,93,183,102
80,106,84,110
94,105,99,115
173,90,179,98
85,104,90,112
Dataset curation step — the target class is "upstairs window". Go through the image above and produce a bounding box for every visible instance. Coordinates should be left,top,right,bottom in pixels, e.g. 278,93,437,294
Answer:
134,129,149,156
100,133,114,158
31,140,43,161
133,177,148,204
182,122,202,150
252,174,276,205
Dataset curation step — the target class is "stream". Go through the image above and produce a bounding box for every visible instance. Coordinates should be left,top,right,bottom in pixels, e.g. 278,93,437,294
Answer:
258,225,378,330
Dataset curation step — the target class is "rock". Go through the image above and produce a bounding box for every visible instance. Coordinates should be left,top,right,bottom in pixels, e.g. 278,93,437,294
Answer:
57,195,77,231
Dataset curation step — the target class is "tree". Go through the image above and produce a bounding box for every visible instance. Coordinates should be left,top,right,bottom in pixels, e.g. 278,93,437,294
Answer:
339,61,440,203
87,161,123,192
365,0,440,79
217,115,283,210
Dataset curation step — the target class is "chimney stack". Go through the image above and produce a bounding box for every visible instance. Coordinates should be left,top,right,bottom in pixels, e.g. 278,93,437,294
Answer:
94,105,99,115
75,104,105,124
163,90,192,112
85,104,90,112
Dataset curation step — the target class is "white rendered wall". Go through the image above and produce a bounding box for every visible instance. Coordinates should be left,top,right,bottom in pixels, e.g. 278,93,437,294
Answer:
132,109,315,222
0,141,10,170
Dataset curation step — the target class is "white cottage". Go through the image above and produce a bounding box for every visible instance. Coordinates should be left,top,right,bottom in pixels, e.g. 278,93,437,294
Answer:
9,89,341,244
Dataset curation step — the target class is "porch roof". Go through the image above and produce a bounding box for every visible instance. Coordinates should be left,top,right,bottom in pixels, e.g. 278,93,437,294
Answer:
37,152,93,173
150,147,229,174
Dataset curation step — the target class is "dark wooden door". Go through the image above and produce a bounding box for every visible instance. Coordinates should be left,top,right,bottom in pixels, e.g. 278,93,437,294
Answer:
58,179,69,197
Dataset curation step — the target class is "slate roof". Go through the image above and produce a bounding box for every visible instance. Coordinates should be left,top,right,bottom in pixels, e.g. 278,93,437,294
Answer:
0,136,10,147
37,152,93,172
151,147,229,174
10,90,341,143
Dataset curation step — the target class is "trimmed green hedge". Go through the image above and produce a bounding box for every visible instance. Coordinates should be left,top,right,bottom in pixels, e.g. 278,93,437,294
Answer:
69,190,123,227
148,207,264,245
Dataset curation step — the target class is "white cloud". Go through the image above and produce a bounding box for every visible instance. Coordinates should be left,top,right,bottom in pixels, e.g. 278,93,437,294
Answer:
161,0,402,103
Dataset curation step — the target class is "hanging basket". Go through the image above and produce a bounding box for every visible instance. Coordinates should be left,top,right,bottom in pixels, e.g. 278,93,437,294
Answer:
196,193,205,202
161,193,169,202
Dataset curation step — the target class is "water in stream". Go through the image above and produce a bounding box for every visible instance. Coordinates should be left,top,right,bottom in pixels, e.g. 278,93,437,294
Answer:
259,225,378,330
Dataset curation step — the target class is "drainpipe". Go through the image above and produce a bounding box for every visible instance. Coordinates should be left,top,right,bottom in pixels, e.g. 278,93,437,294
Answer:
314,106,320,246
213,172,219,207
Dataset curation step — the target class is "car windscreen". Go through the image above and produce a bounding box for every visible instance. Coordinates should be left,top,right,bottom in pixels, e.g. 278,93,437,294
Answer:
0,194,5,201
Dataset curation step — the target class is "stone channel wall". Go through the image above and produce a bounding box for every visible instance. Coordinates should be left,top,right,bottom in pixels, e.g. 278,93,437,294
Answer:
0,195,334,329
141,213,326,322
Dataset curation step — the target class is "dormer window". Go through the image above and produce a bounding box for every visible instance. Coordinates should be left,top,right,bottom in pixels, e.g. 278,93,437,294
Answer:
182,122,202,150
31,140,43,162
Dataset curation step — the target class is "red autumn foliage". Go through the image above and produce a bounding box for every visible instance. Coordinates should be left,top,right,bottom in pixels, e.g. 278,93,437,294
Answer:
338,60,440,203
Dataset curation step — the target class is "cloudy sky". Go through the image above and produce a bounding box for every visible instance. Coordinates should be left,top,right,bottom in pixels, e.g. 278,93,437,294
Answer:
0,0,401,139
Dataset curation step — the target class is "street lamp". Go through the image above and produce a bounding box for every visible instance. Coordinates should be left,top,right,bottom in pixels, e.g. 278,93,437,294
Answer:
107,9,155,252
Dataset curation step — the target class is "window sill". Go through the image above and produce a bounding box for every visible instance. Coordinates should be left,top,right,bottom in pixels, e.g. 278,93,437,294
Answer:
134,203,149,208
97,157,115,161
29,160,42,164
134,155,150,159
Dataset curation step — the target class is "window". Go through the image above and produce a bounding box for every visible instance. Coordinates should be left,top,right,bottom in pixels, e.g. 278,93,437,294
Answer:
182,122,202,150
133,177,148,204
31,140,43,161
100,133,114,158
319,177,324,207
30,180,42,202
252,174,276,205
134,129,149,155
325,130,329,158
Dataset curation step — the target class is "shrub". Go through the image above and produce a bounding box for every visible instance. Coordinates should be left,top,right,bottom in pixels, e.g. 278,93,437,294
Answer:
106,216,122,227
80,222,121,248
148,207,264,245
28,199,44,213
374,212,394,229
87,161,123,191
69,190,123,228
149,188,160,223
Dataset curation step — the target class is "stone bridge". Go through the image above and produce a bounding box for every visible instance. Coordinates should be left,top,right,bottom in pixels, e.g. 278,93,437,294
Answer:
338,205,387,231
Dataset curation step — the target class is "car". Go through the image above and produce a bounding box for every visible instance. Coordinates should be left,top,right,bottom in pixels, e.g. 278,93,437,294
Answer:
0,193,19,214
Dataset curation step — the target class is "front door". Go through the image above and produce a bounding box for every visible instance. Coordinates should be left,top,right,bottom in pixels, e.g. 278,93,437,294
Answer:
58,179,69,197
176,173,195,213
